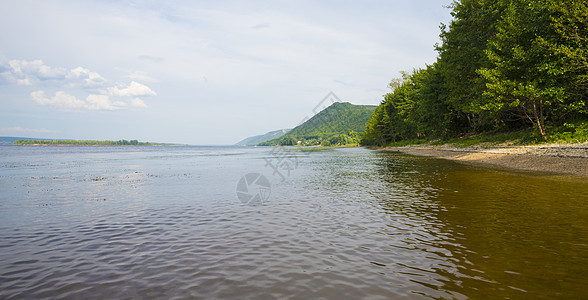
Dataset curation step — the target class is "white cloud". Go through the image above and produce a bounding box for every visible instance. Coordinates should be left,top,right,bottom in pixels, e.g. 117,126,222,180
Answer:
67,67,107,87
1,58,155,94
30,90,149,111
1,59,105,87
108,81,156,97
86,94,117,110
6,59,67,81
37,63,67,79
130,97,148,108
31,90,86,109
1,57,156,111
8,59,40,75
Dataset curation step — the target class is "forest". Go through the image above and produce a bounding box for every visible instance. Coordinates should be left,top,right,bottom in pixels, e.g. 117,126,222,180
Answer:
361,0,587,146
259,102,376,146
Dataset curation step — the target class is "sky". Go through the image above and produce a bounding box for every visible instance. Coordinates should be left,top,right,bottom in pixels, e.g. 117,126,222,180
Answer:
0,0,453,145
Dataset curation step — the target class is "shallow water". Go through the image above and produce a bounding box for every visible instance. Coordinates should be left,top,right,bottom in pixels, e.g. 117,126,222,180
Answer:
0,145,587,299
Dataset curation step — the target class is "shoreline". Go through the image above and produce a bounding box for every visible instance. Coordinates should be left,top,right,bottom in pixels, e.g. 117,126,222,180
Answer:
13,144,174,146
379,143,588,176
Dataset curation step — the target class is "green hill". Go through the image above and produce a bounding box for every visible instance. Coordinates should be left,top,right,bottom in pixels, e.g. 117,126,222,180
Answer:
259,102,376,146
235,129,291,146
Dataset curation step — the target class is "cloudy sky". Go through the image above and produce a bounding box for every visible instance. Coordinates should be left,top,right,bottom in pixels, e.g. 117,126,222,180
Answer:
1,0,453,145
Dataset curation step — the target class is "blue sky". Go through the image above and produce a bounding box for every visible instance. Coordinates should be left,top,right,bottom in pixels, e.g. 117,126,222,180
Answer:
0,0,453,145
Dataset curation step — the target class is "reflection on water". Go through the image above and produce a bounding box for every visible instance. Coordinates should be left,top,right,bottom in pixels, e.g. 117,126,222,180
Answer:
0,146,586,299
368,151,588,299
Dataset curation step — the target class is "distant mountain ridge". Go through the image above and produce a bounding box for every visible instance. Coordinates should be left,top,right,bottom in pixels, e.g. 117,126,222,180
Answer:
259,102,376,146
235,129,291,146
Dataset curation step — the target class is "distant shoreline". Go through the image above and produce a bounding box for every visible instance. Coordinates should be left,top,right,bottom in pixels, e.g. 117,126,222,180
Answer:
377,143,588,176
13,144,178,146
12,139,183,146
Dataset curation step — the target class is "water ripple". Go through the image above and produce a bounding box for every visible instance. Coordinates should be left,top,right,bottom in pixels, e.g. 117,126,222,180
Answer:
1,146,587,299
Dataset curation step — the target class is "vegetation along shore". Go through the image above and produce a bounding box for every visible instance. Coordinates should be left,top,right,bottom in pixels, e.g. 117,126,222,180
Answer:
358,1,587,176
360,1,587,149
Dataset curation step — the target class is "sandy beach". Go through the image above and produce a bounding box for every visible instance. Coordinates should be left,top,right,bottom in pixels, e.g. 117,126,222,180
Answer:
383,142,588,176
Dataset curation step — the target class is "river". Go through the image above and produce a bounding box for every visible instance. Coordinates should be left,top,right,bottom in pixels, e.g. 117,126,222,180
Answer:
1,145,586,299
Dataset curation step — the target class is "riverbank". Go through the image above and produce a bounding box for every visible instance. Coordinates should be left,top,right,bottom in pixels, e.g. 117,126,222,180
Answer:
381,142,588,176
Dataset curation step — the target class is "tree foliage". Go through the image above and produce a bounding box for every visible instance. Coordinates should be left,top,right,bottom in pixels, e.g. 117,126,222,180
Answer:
260,102,376,146
362,0,588,146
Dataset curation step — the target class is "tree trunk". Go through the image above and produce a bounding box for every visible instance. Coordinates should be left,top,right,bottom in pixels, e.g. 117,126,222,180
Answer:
533,99,547,140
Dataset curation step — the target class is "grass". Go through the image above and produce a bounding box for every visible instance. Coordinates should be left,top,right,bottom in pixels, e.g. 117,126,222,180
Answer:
383,130,541,148
385,139,430,147
436,129,543,148
382,121,588,148
547,121,588,144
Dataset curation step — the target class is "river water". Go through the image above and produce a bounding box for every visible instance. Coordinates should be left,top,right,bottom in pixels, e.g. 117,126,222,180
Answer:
0,145,587,299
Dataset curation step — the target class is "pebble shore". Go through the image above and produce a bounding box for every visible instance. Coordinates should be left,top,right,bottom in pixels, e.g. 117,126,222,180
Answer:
384,142,588,176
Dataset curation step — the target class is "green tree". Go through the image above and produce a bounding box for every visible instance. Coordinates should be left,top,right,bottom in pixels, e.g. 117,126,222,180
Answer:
414,64,458,137
362,0,587,146
278,136,297,146
478,0,580,139
543,0,588,117
362,103,390,146
437,0,506,131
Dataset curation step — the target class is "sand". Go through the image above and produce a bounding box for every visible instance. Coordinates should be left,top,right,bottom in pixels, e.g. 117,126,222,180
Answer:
383,142,588,176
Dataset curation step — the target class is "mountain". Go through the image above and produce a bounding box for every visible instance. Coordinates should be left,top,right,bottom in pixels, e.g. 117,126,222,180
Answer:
235,129,291,146
259,102,377,146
